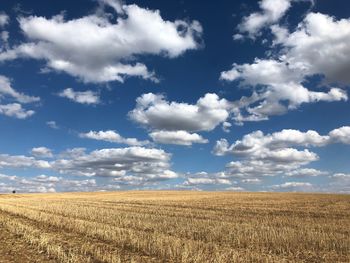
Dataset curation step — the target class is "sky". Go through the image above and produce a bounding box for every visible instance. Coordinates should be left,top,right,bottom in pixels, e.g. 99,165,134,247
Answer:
0,0,350,193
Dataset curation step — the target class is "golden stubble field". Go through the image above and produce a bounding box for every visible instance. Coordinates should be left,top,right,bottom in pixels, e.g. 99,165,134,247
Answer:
0,191,349,263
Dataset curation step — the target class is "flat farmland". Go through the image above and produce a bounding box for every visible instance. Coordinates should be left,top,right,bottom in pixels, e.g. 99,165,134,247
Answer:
0,191,349,262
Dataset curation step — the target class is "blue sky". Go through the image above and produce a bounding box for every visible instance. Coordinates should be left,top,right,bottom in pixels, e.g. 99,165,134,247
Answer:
0,0,349,193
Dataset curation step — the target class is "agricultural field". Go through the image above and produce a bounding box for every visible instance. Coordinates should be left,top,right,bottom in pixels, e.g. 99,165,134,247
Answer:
0,191,349,263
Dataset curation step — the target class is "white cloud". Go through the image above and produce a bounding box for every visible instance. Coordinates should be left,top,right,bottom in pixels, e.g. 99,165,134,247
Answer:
223,11,350,124
0,75,39,119
222,121,232,133
31,147,53,158
58,88,100,104
282,13,350,84
1,31,9,51
285,168,328,177
238,0,292,38
149,130,208,146
0,75,39,104
0,1,202,83
331,173,350,180
329,126,350,144
46,120,59,129
184,177,231,186
0,145,178,190
270,181,313,191
213,126,350,178
130,93,231,132
52,146,177,181
241,178,261,184
79,130,149,146
221,59,347,123
0,12,9,27
34,175,61,183
130,93,231,146
0,154,51,169
213,129,330,157
0,103,35,119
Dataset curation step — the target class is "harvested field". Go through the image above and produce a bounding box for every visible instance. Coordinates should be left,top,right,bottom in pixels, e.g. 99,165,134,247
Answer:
0,191,349,262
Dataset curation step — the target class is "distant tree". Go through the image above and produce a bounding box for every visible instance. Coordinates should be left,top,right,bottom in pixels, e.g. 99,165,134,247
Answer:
12,190,16,194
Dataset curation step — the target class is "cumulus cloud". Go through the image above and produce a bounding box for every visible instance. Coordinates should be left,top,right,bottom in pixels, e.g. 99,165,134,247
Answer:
214,127,350,157
52,146,177,182
329,126,350,144
149,130,208,146
184,177,231,186
0,154,51,169
0,145,179,190
58,88,100,104
270,181,313,191
0,1,202,83
213,126,350,178
237,0,292,38
0,103,35,119
0,172,106,193
223,10,350,124
280,13,350,84
0,12,9,27
130,93,230,145
285,168,328,177
34,174,60,182
221,59,347,123
130,93,231,132
31,147,53,158
79,130,149,146
0,75,39,119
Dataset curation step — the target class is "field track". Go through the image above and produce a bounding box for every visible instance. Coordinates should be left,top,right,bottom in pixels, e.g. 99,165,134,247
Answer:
0,191,349,262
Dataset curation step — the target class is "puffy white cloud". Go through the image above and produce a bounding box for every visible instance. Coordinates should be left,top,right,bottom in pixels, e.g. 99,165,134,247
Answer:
34,175,61,183
130,93,231,132
221,59,347,123
213,126,350,178
0,103,35,119
0,172,105,193
0,12,9,27
31,147,53,158
222,121,232,133
285,168,328,177
0,154,51,169
149,130,208,146
79,130,149,146
282,13,350,84
130,93,231,146
238,0,292,38
0,1,202,83
184,177,231,186
270,181,313,191
0,75,39,119
0,145,178,191
52,146,177,181
213,129,330,157
58,88,100,104
329,126,350,144
223,11,350,124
